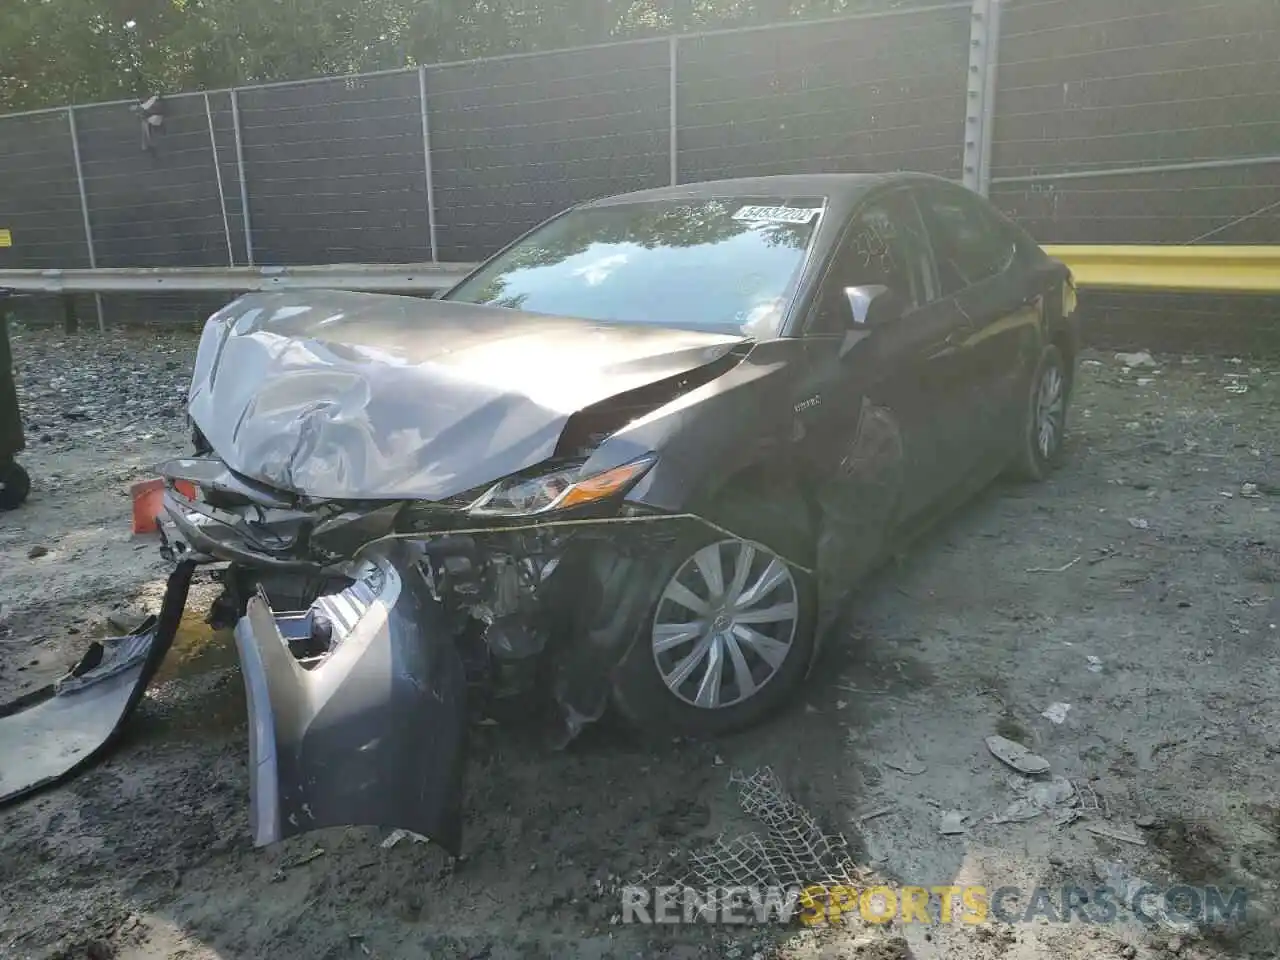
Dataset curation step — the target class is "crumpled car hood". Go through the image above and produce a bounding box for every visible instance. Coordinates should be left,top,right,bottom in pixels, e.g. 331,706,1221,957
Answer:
188,290,745,501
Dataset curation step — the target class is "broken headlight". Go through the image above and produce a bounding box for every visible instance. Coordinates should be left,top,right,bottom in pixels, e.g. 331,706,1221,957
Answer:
469,455,656,517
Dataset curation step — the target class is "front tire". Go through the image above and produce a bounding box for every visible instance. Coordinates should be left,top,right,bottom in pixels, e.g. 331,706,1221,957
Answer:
1010,344,1069,482
0,459,30,511
611,497,817,738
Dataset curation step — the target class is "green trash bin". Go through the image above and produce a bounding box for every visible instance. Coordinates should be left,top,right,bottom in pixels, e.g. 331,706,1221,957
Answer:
0,311,30,510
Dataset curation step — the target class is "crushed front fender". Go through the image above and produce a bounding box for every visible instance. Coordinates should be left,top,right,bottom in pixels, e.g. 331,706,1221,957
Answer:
234,542,468,855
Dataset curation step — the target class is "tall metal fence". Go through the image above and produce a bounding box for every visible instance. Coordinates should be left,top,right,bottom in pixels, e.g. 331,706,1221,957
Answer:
1,0,1277,339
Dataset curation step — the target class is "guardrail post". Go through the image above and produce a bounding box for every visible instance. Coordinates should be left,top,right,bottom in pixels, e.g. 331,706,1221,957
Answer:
66,106,105,332
963,0,1000,195
668,35,680,187
418,66,440,263
230,89,255,265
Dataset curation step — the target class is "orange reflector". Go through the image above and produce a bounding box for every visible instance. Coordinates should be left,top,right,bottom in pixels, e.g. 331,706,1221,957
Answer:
557,460,651,510
130,478,195,535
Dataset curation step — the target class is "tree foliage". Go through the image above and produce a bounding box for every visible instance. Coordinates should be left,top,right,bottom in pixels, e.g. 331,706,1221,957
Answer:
0,0,927,113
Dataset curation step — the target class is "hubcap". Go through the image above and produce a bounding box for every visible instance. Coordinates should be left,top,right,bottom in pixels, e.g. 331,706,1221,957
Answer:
651,539,800,710
1035,364,1065,460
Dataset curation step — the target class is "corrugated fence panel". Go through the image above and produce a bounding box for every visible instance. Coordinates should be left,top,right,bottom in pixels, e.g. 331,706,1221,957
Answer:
675,7,972,184
425,40,672,262
76,96,231,268
0,111,87,270
993,164,1280,245
206,91,249,266
993,0,1280,179
992,0,1280,351
75,95,240,326
237,71,431,265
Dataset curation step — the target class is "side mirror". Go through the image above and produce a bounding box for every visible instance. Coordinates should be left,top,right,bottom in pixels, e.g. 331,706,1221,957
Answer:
838,285,906,358
844,285,905,328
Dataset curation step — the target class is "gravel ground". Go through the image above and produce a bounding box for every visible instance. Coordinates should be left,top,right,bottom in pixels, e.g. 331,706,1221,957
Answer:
0,325,1278,960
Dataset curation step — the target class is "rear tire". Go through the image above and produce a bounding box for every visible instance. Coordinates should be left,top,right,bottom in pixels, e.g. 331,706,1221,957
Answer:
0,460,30,510
1009,344,1068,482
610,490,816,738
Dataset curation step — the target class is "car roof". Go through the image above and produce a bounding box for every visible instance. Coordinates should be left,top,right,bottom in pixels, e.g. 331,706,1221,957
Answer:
584,172,950,208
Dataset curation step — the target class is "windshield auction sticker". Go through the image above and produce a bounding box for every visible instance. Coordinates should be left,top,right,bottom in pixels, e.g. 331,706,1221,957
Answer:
731,205,821,224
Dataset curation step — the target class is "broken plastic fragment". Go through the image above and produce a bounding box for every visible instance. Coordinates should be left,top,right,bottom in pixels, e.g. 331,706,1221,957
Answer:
883,754,927,776
985,735,1051,775
1114,351,1156,368
939,811,967,835
1040,702,1072,724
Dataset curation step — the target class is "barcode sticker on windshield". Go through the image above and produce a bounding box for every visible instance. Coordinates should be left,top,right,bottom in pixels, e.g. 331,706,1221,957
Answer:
732,205,820,225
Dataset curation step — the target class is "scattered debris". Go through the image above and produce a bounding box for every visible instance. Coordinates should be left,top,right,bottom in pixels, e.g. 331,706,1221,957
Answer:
1030,777,1077,807
883,754,927,776
1127,517,1150,530
1026,557,1081,574
1086,656,1103,673
1040,702,1072,724
1070,779,1103,812
666,768,860,893
282,846,326,868
993,776,1078,824
985,735,1051,775
106,606,150,634
1115,351,1157,368
380,829,429,850
1094,860,1199,935
939,811,967,835
1084,823,1146,846
993,799,1042,824
853,805,895,825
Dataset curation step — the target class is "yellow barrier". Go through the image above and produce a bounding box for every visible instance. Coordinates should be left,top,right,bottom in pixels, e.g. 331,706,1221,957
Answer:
1042,245,1280,295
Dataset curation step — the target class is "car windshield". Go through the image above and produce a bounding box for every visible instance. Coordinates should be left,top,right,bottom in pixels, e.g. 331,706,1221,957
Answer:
444,197,825,337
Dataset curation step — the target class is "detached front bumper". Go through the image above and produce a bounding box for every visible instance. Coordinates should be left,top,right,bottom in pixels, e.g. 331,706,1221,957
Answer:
233,541,468,855
0,561,197,805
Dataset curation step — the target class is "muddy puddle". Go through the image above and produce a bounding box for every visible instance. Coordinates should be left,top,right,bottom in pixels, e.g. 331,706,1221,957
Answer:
139,609,246,740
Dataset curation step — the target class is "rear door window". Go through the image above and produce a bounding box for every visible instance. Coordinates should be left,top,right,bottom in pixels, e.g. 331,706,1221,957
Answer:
918,186,1018,295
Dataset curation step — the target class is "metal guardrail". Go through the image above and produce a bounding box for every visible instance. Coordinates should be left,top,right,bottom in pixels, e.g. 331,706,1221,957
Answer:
1042,246,1280,295
0,263,477,295
1,247,1278,303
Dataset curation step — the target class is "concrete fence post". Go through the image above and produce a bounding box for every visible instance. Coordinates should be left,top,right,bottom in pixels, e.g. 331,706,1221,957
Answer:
963,0,1001,195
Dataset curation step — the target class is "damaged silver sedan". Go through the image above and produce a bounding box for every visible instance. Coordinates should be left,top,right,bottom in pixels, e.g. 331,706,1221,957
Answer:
1,173,1079,855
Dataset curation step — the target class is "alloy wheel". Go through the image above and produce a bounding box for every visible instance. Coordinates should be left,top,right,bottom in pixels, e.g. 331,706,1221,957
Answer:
1035,363,1065,460
651,539,800,710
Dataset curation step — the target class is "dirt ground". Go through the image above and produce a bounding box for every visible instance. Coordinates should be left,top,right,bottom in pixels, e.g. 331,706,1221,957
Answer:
1,325,1277,960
